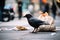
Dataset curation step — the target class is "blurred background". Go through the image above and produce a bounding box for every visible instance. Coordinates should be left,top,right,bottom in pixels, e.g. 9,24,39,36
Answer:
0,0,60,21
0,0,60,40
0,0,60,26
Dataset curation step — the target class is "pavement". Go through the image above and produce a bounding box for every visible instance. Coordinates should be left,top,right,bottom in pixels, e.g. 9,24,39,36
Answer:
0,15,60,40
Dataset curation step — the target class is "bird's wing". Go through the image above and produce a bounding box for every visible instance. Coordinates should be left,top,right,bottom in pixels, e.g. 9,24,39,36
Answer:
29,17,44,24
29,17,49,25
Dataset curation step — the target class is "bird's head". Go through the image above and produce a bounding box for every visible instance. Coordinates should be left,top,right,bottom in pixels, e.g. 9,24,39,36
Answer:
24,14,32,18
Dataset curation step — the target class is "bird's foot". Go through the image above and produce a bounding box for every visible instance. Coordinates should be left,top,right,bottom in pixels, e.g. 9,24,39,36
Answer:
31,31,37,33
31,29,38,33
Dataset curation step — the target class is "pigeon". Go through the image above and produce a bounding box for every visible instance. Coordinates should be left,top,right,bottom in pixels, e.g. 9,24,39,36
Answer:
24,14,49,33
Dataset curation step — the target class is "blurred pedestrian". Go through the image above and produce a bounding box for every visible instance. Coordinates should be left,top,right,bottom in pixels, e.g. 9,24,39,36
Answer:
28,3,34,15
44,2,49,14
0,0,5,21
40,0,49,15
17,0,23,19
56,0,60,16
51,0,57,19
56,0,60,8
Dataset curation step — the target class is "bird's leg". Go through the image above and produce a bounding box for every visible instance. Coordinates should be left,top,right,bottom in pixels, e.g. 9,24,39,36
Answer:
34,28,38,33
31,28,35,33
37,27,40,32
31,28,38,33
